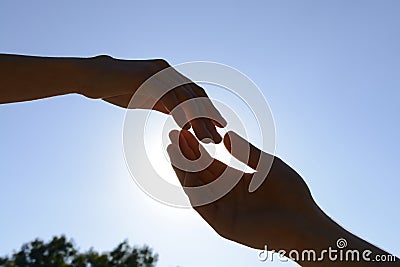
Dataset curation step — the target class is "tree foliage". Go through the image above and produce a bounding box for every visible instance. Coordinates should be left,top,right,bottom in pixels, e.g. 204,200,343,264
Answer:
0,235,158,267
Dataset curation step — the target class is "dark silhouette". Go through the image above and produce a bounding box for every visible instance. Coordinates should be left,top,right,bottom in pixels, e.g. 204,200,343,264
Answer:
0,235,158,267
168,130,400,266
0,53,226,143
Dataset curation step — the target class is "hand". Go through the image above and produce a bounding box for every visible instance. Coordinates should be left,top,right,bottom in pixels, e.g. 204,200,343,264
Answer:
168,130,400,266
167,129,318,250
83,56,226,143
0,54,225,143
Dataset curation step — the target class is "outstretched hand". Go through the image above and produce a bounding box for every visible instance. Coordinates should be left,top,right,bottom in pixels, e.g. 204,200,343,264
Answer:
88,57,226,143
167,130,320,251
168,130,400,266
0,54,225,143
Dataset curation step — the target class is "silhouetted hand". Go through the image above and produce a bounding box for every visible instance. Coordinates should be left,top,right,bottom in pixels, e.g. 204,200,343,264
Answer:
0,54,225,143
167,129,316,250
167,130,399,266
84,56,226,143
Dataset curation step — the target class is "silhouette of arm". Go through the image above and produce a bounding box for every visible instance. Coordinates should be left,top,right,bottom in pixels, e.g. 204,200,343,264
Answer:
167,130,399,266
0,53,225,143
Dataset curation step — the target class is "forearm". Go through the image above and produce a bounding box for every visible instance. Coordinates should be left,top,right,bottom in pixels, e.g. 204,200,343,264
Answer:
0,54,91,103
297,208,399,266
0,54,154,104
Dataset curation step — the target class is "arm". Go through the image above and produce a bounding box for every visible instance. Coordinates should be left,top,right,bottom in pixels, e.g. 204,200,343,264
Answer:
167,130,399,266
0,53,94,103
0,53,225,142
299,213,399,266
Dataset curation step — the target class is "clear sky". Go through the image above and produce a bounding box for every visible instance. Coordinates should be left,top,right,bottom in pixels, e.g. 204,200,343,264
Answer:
0,1,399,266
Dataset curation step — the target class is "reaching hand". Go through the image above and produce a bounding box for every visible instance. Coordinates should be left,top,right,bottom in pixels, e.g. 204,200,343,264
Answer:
86,57,226,143
168,130,400,266
167,129,319,251
0,54,225,143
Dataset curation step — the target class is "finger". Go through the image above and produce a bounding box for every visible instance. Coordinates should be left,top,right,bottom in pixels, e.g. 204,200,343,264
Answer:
167,143,210,187
169,129,180,144
189,84,227,127
161,90,189,127
165,89,217,143
170,130,201,161
180,130,228,180
223,131,262,170
170,130,214,183
188,118,213,143
185,91,223,144
180,86,222,143
175,87,214,142
223,131,276,192
179,130,200,158
169,135,243,221
212,119,225,128
192,118,222,144
178,130,198,161
171,130,226,184
183,122,191,130
166,67,226,128
180,130,218,169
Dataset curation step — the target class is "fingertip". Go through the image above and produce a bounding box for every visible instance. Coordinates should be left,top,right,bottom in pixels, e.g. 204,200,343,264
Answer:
193,119,222,144
212,131,222,144
209,107,227,128
203,122,222,144
206,100,227,128
201,137,214,144
190,127,205,142
169,130,180,143
212,119,226,128
218,116,228,127
223,131,232,151
183,122,191,130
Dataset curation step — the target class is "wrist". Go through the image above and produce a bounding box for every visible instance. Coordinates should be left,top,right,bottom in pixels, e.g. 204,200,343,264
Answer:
76,56,167,100
296,209,398,266
72,55,118,98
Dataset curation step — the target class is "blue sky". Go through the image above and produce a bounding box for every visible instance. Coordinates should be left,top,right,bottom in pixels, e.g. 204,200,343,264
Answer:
0,1,399,266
